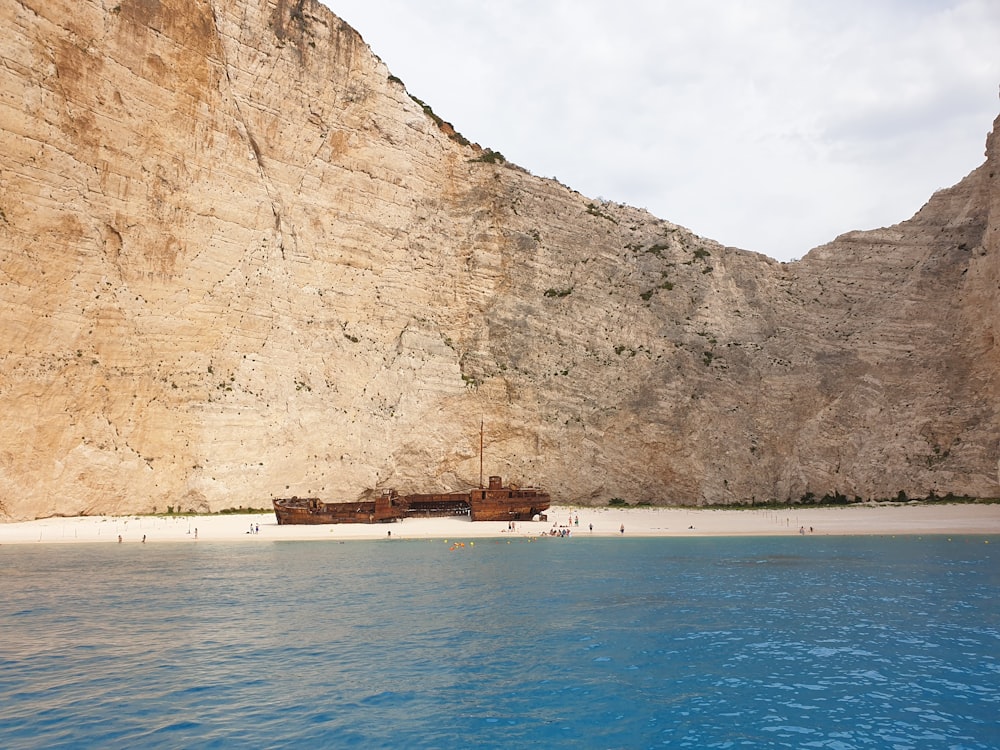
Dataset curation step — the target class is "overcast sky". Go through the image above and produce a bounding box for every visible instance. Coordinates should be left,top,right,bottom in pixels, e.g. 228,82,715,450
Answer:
323,1,1000,262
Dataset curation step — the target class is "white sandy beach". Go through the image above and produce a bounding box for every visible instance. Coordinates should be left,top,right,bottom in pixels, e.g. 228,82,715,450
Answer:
0,503,998,545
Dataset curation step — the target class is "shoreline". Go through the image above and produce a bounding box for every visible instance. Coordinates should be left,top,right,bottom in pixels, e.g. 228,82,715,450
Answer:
1,503,998,545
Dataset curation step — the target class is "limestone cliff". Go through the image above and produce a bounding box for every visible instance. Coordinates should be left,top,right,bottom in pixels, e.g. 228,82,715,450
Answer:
1,0,997,519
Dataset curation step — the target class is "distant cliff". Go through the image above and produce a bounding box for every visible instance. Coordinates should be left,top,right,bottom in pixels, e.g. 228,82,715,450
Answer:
1,0,997,520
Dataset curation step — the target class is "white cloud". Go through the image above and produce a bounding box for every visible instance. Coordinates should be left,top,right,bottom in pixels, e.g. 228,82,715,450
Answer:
323,0,1000,261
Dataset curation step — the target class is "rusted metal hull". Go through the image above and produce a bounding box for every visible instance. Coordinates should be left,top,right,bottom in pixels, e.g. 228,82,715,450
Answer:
468,486,551,522
272,476,550,525
401,492,471,518
273,489,406,525
468,476,551,521
273,499,380,525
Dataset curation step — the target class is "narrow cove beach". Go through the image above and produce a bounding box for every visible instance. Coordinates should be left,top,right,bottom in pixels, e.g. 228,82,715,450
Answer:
2,502,998,545
2,509,998,748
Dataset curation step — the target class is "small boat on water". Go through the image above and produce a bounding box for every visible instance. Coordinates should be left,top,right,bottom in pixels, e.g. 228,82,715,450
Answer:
272,475,550,525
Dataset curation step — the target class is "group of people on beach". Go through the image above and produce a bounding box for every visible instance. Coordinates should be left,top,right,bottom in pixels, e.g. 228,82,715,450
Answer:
545,514,626,536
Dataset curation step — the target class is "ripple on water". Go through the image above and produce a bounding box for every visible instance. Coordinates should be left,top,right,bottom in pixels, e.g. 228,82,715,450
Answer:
0,536,997,749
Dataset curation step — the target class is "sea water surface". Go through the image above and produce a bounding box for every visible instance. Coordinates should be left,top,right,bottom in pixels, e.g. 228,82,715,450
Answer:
1,535,997,749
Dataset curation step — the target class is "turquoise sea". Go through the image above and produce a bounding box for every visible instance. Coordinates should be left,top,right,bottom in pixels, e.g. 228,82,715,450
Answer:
1,535,997,749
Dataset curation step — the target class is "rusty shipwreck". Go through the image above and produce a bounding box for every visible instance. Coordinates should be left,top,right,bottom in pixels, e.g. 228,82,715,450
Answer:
272,475,551,525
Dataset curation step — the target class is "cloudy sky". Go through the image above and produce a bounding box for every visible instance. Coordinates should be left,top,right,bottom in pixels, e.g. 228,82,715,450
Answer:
324,1,999,262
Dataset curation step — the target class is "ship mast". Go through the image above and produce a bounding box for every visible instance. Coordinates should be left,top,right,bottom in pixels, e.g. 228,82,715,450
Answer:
479,418,484,489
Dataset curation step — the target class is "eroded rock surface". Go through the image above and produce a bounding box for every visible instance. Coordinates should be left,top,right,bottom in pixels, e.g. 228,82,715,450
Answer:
1,0,997,519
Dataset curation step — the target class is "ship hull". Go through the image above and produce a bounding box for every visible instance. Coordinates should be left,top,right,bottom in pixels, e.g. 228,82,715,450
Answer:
469,476,551,522
272,477,550,525
272,498,382,525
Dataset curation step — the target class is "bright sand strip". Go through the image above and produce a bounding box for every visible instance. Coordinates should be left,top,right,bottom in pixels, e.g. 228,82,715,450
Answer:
0,503,998,545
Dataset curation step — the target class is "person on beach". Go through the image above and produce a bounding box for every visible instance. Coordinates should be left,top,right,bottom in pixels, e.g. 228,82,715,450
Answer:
620,523,625,535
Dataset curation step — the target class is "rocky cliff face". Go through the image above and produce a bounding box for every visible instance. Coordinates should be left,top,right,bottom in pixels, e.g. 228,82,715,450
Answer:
1,0,997,519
